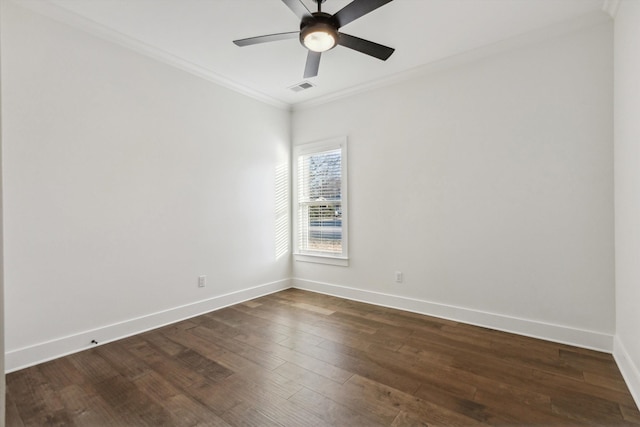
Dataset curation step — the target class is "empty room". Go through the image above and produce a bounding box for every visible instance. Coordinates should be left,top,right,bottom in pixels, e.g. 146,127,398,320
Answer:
1,0,640,425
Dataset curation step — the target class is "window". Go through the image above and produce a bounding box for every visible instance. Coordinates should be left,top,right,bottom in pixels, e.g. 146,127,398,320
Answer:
293,137,348,265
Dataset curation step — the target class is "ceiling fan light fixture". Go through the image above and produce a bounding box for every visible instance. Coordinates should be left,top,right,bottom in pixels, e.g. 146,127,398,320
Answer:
300,20,338,52
233,0,396,78
303,30,336,52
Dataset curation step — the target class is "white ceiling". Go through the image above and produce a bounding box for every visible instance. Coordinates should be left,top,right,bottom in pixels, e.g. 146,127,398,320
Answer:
17,0,610,107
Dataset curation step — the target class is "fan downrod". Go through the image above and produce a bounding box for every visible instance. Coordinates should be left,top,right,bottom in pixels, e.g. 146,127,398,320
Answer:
312,0,327,12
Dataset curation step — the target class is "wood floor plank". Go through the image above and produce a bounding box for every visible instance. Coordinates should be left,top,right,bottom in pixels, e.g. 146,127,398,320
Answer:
90,375,174,426
178,374,245,416
584,370,633,393
622,403,640,423
160,325,227,360
309,338,423,394
6,366,69,426
66,350,120,385
473,388,578,426
274,360,404,425
273,361,349,397
408,324,586,382
396,342,457,370
397,343,555,416
214,373,328,426
94,341,152,381
237,298,383,345
37,358,87,392
141,329,188,357
188,325,287,371
190,314,242,339
219,306,296,344
217,355,303,401
56,384,121,427
320,376,402,425
230,301,327,342
391,410,429,427
559,348,625,379
126,340,204,391
233,331,353,384
288,301,336,315
229,303,327,348
339,300,457,331
330,309,437,342
531,368,639,408
187,337,304,401
366,343,466,392
288,386,385,426
551,392,626,424
6,288,640,426
263,300,381,337
174,348,234,383
133,371,230,426
220,401,282,427
414,382,490,423
240,300,262,308
5,393,26,427
472,376,552,411
346,374,484,426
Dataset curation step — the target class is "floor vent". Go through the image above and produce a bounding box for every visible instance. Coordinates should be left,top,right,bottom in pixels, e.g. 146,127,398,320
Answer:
289,81,315,92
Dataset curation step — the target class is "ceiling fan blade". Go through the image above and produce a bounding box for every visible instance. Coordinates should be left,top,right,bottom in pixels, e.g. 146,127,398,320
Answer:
303,51,321,78
333,0,394,28
281,0,312,20
233,31,299,47
338,33,394,60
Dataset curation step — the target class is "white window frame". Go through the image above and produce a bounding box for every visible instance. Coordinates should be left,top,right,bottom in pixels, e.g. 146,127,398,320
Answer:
293,136,348,266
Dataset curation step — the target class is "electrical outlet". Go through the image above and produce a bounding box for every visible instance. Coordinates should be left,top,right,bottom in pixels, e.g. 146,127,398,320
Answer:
395,271,403,283
198,275,206,288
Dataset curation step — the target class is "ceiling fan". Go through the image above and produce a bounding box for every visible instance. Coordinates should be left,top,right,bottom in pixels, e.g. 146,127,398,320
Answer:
233,0,396,79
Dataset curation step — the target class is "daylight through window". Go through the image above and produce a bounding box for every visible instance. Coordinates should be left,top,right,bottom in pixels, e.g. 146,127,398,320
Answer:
294,138,348,262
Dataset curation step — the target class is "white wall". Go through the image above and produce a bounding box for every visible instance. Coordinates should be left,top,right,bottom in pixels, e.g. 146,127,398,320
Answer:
1,1,290,371
613,0,640,406
0,0,619,379
0,0,5,420
292,21,614,350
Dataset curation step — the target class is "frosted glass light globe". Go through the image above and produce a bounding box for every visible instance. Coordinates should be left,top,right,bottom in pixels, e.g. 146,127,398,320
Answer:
303,30,336,52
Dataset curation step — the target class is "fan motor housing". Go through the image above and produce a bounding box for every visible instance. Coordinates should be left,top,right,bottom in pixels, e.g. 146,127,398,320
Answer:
299,12,340,50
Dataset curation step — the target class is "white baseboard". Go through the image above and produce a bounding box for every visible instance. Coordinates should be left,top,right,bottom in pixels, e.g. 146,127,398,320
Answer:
613,336,640,408
292,278,614,353
6,277,618,374
5,279,291,373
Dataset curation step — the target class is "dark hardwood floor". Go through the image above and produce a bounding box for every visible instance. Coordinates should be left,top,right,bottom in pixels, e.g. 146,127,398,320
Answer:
6,288,640,426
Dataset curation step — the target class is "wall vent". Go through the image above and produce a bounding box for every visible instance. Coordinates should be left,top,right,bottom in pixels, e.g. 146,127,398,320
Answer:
289,81,315,92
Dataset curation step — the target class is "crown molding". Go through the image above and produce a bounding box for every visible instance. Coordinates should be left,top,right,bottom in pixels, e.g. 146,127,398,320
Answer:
293,10,611,111
12,0,611,112
602,0,621,18
11,0,291,111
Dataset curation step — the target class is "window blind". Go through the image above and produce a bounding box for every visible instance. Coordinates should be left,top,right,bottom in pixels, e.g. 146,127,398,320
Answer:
297,148,343,255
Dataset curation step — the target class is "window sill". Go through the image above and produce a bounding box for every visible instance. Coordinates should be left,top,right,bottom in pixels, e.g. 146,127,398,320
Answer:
294,253,349,267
